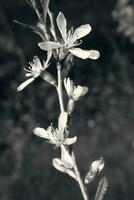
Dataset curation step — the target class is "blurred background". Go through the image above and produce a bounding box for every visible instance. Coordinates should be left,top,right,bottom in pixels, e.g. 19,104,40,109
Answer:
0,0,134,199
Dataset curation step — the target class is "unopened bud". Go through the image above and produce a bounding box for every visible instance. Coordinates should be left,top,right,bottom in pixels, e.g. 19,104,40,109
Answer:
67,99,75,115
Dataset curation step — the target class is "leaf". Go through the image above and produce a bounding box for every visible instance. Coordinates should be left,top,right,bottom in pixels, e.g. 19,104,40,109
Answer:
52,158,67,173
52,158,77,181
56,12,67,41
41,71,56,86
41,0,50,22
95,177,108,200
69,48,100,60
61,145,74,168
28,0,42,21
14,20,47,40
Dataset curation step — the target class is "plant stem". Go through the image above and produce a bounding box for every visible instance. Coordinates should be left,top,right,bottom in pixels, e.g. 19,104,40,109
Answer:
56,61,65,112
56,61,89,200
72,152,89,200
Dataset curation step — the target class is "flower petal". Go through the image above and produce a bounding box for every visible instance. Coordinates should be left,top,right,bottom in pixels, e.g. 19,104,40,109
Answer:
17,77,35,91
69,48,100,60
38,41,62,51
63,136,77,145
73,24,91,40
56,12,67,41
33,127,49,139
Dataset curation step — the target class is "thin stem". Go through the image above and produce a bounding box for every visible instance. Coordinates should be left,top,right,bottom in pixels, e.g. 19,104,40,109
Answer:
56,61,89,200
56,61,65,112
72,152,89,200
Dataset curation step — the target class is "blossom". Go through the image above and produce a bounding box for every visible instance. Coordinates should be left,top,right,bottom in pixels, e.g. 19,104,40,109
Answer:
33,112,77,148
17,52,51,91
64,77,88,101
38,12,100,60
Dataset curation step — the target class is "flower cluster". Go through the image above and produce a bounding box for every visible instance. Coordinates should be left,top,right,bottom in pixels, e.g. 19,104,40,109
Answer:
16,1,107,199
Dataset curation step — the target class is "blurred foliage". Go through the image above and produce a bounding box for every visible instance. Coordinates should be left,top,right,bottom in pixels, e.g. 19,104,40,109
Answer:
0,0,134,199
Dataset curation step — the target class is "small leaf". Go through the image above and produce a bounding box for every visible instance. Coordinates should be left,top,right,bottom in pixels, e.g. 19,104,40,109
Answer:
41,0,50,23
58,112,68,134
95,177,108,200
52,158,77,181
52,158,67,173
61,145,74,168
41,71,56,86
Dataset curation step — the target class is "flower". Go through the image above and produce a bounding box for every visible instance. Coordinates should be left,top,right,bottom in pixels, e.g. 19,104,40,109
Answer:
38,12,100,60
64,77,88,101
17,52,51,91
33,112,77,148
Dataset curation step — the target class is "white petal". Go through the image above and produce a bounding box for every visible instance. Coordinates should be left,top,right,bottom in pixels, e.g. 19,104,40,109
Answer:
69,48,100,60
38,41,62,51
56,12,67,41
17,77,34,91
63,136,77,145
73,24,91,40
52,158,67,173
33,127,49,139
61,145,74,168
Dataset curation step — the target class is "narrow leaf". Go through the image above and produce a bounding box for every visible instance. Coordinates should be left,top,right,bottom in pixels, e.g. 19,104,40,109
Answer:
95,177,108,200
42,0,50,22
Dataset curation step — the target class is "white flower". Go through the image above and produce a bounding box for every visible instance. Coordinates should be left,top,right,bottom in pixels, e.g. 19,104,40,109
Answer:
17,51,52,91
38,12,100,60
64,77,88,101
33,112,77,148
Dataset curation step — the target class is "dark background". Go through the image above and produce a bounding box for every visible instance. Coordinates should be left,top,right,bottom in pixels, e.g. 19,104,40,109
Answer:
0,0,134,199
